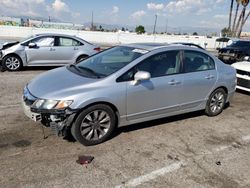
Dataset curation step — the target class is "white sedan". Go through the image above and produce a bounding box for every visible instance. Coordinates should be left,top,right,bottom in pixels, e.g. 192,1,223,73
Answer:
232,57,250,92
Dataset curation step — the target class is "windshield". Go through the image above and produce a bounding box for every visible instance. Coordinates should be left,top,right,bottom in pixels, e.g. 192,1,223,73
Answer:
20,35,35,44
228,41,250,47
68,46,148,78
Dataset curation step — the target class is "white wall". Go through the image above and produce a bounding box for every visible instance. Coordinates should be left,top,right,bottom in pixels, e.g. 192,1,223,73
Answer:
0,25,218,49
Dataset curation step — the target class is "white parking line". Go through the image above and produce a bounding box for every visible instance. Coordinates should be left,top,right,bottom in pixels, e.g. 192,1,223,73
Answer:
115,162,184,188
115,133,250,187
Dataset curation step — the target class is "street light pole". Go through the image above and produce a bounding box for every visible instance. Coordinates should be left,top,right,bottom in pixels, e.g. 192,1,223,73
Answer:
153,14,157,35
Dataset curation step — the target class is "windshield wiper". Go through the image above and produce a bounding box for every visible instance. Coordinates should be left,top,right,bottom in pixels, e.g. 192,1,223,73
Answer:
78,66,102,78
69,64,81,72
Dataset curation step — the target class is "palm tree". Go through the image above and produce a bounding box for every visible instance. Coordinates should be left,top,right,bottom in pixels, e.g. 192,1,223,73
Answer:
237,0,249,37
229,0,234,30
232,0,242,34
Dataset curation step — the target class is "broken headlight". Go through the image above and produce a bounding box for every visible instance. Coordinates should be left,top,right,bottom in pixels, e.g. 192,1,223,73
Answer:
32,99,73,110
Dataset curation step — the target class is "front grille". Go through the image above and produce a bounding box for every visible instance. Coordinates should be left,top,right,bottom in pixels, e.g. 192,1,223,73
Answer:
237,77,250,89
236,69,250,76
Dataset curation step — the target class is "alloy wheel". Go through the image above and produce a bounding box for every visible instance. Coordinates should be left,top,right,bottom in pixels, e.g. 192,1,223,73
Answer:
210,91,225,114
5,56,21,70
80,110,111,141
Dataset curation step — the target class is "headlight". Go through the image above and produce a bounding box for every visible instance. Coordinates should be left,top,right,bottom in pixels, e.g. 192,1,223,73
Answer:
32,99,73,110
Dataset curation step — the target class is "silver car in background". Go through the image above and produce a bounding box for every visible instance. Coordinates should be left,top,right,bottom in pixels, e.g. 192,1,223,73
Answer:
0,33,100,71
22,43,236,146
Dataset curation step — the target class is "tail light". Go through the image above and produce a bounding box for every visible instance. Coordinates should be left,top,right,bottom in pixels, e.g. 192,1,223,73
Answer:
94,47,101,52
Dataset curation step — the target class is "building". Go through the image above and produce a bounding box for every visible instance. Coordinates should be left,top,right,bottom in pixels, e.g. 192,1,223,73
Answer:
28,19,84,30
0,16,23,26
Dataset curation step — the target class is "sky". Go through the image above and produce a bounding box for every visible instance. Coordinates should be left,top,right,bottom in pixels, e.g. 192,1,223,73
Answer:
0,0,249,32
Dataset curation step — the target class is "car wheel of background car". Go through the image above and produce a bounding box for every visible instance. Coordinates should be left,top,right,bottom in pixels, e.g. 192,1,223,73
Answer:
205,88,226,117
71,104,116,146
76,55,89,64
3,55,23,71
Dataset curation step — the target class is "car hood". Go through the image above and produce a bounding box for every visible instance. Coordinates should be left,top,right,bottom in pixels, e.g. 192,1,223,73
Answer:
27,67,100,99
0,41,19,50
232,61,250,71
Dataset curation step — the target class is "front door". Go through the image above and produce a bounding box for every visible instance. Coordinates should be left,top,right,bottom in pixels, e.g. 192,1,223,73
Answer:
25,36,56,65
125,50,183,121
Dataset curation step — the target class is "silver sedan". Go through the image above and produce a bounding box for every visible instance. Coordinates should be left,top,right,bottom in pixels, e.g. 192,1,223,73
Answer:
22,43,236,146
0,33,100,71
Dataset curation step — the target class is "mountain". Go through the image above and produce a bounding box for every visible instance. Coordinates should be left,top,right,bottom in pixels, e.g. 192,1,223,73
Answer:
84,22,219,35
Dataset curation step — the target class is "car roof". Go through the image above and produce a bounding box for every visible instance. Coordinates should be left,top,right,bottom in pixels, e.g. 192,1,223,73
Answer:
35,33,74,37
123,42,205,51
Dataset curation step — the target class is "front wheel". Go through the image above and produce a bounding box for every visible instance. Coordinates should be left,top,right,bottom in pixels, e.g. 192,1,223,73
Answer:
71,104,116,146
205,88,226,116
3,55,23,71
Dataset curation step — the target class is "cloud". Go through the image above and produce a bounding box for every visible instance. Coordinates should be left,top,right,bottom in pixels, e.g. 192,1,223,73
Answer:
0,0,79,22
165,0,216,15
52,0,69,12
111,6,119,14
147,3,165,11
0,0,47,17
130,10,146,20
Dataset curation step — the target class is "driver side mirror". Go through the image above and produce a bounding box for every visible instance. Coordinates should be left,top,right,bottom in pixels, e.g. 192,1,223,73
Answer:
131,71,151,85
28,42,37,48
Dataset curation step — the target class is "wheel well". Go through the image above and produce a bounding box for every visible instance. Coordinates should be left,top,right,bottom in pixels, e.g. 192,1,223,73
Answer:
216,86,228,94
72,102,120,127
3,53,23,64
76,54,88,61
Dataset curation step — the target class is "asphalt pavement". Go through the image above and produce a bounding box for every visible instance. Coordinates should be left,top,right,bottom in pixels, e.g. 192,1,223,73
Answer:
0,69,250,188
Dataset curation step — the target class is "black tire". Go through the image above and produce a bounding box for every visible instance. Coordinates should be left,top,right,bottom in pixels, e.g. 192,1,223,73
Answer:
76,55,88,63
71,104,116,146
3,55,23,71
205,88,226,117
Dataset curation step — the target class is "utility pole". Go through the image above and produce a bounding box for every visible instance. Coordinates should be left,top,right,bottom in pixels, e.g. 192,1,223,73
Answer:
153,14,157,35
165,18,168,34
49,16,51,22
91,11,94,31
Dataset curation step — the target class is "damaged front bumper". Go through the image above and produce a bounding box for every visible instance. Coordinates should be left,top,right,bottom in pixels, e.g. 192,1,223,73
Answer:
22,98,78,137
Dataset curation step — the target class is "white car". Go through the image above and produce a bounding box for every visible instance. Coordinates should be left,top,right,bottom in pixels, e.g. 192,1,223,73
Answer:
232,57,250,92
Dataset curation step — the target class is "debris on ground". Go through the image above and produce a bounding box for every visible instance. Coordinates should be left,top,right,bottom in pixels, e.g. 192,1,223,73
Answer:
76,155,94,165
216,161,221,166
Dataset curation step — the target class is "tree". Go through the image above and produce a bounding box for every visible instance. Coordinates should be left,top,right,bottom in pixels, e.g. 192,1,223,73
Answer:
192,32,198,36
221,27,232,37
135,25,145,34
121,27,125,31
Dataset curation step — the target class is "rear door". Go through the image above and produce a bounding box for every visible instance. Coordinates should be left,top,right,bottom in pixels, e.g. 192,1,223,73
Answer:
25,36,56,65
180,50,217,110
53,36,83,64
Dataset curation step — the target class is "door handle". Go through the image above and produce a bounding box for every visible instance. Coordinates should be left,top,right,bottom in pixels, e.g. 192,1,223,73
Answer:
49,48,56,51
168,80,181,85
74,47,79,50
205,75,215,80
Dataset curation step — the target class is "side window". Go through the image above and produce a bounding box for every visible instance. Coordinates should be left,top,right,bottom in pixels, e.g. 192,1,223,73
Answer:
183,51,215,73
137,50,181,78
58,37,82,46
31,37,54,47
117,50,181,82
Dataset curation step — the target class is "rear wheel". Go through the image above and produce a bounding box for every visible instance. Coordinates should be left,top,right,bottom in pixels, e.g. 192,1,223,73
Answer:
76,55,88,63
3,55,23,71
205,88,226,116
71,104,116,146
